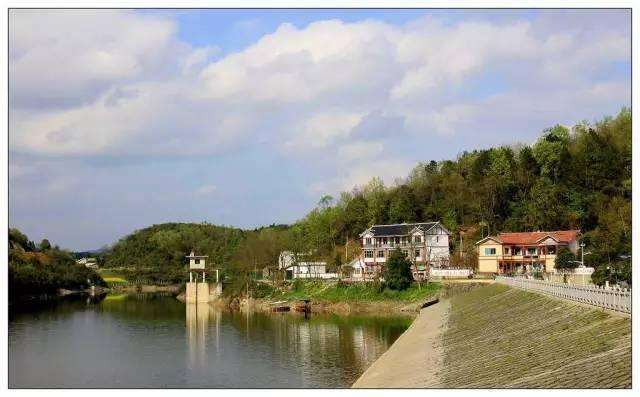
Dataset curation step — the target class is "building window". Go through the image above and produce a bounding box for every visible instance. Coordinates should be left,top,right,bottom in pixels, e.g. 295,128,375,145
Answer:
484,248,496,255
436,236,440,242
401,249,409,257
194,259,200,264
514,247,522,256
395,237,400,244
414,235,422,243
364,250,374,258
504,247,510,255
548,245,556,255
365,238,372,245
382,237,387,244
415,249,421,258
377,250,384,258
527,247,537,255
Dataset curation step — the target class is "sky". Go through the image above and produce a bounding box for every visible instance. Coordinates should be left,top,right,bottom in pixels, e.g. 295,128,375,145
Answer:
9,9,631,250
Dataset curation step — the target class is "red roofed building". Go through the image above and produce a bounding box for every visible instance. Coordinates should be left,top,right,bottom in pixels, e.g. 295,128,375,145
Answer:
475,230,581,274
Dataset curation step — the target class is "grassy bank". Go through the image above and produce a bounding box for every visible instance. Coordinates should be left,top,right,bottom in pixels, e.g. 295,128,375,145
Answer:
255,280,441,304
440,284,631,388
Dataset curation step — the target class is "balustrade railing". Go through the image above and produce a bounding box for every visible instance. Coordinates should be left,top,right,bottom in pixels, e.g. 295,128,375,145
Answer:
496,276,631,314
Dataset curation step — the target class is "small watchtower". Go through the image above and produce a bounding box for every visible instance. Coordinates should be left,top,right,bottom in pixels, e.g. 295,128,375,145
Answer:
186,251,208,282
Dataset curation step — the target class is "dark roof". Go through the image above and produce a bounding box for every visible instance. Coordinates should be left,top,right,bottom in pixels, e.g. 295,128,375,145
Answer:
366,222,442,237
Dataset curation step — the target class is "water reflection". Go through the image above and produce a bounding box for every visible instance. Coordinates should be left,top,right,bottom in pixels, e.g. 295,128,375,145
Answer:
10,294,411,388
184,303,412,387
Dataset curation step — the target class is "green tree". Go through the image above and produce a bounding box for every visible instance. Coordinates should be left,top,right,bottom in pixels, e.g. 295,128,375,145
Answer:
555,247,578,270
388,185,416,223
532,125,570,182
39,239,51,251
331,251,343,272
382,249,413,291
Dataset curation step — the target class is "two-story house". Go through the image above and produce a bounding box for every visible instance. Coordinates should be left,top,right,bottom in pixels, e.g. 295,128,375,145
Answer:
475,230,581,274
359,222,451,279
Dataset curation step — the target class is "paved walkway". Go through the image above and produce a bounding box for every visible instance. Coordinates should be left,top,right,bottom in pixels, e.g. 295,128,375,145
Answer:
352,299,450,388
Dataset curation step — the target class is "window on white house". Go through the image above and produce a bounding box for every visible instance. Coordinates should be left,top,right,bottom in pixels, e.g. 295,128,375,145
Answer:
414,235,422,243
365,238,372,245
377,250,384,258
364,250,374,258
194,259,200,264
436,236,440,242
527,248,537,255
415,249,421,258
504,247,510,254
401,249,408,257
484,248,496,255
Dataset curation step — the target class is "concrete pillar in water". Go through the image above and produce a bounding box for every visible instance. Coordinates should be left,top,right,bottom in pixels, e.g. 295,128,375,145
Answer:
186,280,210,303
185,282,197,303
196,282,210,303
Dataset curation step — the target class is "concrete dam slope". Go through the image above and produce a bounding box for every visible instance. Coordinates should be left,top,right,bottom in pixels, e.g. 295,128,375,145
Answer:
354,283,631,388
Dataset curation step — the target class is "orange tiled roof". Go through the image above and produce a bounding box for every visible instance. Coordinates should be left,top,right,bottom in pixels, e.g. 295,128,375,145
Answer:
497,230,580,245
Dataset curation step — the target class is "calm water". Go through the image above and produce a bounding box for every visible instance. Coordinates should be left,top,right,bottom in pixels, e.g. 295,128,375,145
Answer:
9,293,411,388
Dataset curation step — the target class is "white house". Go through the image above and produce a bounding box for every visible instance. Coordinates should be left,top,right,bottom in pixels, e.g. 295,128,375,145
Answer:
345,257,367,281
77,257,98,269
359,222,451,279
278,251,337,279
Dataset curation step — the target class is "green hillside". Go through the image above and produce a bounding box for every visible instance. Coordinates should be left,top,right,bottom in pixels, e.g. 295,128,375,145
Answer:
9,229,105,300
98,109,630,287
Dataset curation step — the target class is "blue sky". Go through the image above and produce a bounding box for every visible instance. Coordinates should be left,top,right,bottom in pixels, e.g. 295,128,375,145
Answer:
9,9,631,250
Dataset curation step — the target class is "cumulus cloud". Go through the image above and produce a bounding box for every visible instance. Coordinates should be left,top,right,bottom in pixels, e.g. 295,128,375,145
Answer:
9,10,631,205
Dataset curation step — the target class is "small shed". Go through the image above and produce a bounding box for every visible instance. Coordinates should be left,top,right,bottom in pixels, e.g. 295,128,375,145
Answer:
186,251,208,270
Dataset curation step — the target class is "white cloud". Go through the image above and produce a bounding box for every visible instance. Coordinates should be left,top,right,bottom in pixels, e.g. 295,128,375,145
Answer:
9,10,631,193
310,159,414,195
196,184,217,195
337,141,384,162
9,10,186,109
285,111,364,150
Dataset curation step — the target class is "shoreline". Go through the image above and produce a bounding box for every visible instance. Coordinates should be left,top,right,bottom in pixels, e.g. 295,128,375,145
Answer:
352,298,450,388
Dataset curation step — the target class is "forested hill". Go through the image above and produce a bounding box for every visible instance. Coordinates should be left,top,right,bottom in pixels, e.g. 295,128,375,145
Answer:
101,108,631,283
9,229,105,300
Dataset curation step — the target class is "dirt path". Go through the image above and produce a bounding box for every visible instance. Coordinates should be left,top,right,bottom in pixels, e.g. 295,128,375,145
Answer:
352,299,450,388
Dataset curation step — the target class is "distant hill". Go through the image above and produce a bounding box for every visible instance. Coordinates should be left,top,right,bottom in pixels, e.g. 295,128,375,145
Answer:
101,222,249,282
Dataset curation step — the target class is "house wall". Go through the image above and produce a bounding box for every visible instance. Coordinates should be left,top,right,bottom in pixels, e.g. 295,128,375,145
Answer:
361,224,451,267
477,241,502,273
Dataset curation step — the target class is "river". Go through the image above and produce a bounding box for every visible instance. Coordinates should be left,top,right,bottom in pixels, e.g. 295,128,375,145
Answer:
9,293,411,388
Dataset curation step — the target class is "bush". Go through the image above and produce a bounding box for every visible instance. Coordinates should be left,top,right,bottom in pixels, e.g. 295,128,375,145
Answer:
555,247,578,270
382,249,413,291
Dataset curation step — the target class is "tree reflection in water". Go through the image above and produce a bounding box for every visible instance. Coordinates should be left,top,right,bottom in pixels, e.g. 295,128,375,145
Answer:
185,302,411,387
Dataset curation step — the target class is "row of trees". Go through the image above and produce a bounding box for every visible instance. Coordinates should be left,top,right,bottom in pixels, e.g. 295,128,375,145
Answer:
99,109,631,287
280,108,631,281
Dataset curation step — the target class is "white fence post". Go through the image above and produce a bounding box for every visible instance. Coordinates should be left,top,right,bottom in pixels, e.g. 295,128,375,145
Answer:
495,276,630,314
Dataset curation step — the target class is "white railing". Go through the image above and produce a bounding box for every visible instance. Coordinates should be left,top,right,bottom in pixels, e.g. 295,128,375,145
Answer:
292,273,339,279
496,276,631,314
430,268,473,278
